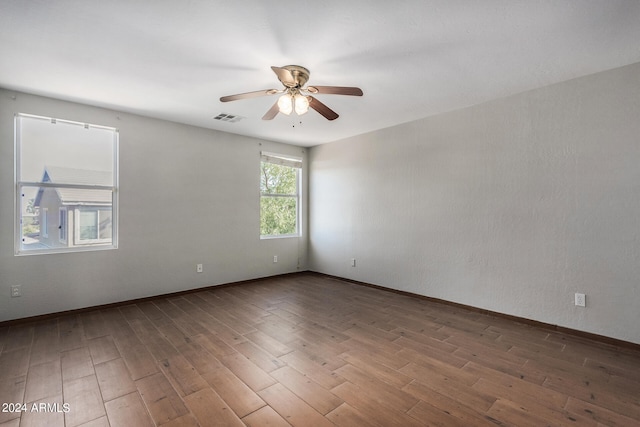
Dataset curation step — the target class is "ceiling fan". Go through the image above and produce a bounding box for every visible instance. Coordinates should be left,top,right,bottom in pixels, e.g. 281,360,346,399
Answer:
220,65,363,121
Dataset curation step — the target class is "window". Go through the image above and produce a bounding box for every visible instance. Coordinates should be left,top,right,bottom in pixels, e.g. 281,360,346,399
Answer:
260,152,301,237
15,114,118,255
41,208,48,238
75,208,112,244
59,208,67,243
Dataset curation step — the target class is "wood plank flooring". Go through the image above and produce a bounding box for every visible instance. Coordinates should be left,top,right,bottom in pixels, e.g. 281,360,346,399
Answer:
1,272,639,426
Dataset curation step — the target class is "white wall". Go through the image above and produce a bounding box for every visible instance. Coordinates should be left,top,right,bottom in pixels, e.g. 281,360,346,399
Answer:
0,90,307,321
309,62,640,344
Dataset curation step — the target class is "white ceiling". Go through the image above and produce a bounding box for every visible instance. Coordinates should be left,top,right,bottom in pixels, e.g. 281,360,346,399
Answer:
1,1,640,147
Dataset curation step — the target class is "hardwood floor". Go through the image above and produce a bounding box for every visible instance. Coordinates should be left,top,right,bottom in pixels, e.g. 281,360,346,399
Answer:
1,272,639,426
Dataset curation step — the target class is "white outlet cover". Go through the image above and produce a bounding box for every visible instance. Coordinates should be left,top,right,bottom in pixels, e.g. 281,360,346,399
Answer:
575,293,586,307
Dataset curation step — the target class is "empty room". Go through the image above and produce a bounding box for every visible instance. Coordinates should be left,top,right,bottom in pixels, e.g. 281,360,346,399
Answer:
1,1,639,426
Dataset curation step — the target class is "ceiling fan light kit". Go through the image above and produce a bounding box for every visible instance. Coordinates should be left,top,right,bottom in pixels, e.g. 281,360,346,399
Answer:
277,93,293,115
220,65,363,121
294,93,309,115
277,90,309,116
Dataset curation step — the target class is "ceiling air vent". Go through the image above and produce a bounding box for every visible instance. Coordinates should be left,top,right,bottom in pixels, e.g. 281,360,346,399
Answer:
214,113,243,123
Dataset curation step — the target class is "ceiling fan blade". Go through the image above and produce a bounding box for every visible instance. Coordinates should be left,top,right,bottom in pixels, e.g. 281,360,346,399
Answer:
220,89,279,102
271,66,296,87
262,101,280,120
308,96,339,121
307,86,363,96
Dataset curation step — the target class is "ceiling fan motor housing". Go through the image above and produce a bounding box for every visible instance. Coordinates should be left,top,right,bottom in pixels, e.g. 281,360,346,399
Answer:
280,65,310,88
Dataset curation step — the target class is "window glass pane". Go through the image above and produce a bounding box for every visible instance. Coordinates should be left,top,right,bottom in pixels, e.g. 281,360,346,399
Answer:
18,185,113,252
99,210,112,239
20,186,44,250
260,162,297,195
260,196,297,236
19,116,114,183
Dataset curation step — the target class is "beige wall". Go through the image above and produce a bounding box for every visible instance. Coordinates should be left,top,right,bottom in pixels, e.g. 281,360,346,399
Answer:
309,62,640,344
0,89,308,321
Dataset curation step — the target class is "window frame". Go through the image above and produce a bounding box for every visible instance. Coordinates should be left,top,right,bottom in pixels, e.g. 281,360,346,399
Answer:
74,207,113,245
259,151,302,239
14,113,119,255
59,207,67,244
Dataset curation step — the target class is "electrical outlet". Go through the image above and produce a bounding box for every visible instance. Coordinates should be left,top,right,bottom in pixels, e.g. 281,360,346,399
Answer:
273,255,278,263
11,285,21,298
196,264,203,273
575,293,586,307
351,258,356,267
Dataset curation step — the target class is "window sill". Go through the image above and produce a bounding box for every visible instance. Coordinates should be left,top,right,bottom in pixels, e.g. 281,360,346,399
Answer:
15,244,117,256
260,234,301,240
